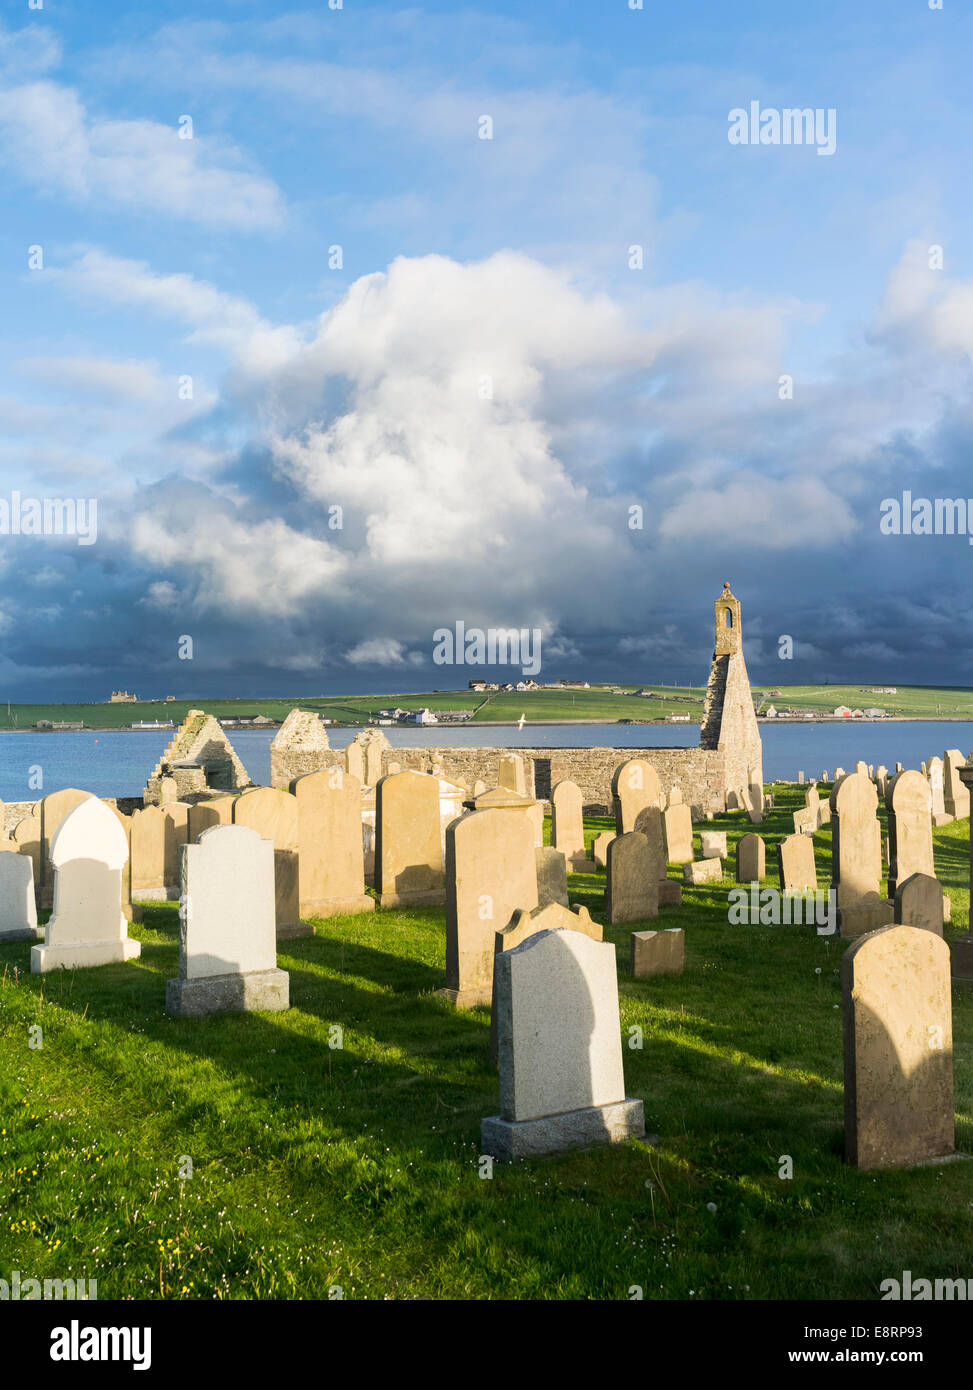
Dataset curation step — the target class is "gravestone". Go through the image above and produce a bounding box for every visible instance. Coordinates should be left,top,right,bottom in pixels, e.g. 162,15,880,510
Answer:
777,834,817,893
535,847,569,908
187,796,235,844
473,786,542,847
38,788,90,909
592,831,614,869
736,833,765,883
612,759,662,834
166,824,288,1017
291,768,373,918
700,830,726,859
0,854,38,942
12,810,42,902
498,752,528,796
489,901,601,1061
945,756,967,817
605,831,658,924
31,797,140,972
683,857,721,885
662,803,694,863
658,879,682,906
926,756,952,826
831,771,890,937
843,925,953,1169
376,771,446,907
743,781,764,824
855,761,869,777
442,806,538,1007
233,787,310,938
668,787,683,806
798,771,805,785
131,803,189,901
631,928,684,978
633,805,667,891
944,750,970,820
551,780,594,871
481,929,645,1159
345,741,365,782
894,873,944,938
895,762,903,774
886,770,934,899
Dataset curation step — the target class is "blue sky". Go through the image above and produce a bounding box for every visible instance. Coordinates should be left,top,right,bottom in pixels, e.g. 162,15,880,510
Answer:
2,0,972,700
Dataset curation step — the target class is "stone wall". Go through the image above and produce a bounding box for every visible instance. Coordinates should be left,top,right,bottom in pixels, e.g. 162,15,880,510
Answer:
270,743,727,814
3,795,143,837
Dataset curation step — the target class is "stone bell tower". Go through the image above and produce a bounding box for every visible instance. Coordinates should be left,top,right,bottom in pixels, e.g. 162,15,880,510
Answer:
700,582,763,801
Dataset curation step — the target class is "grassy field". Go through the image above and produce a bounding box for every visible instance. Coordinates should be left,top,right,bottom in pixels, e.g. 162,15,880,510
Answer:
2,786,972,1300
6,683,973,731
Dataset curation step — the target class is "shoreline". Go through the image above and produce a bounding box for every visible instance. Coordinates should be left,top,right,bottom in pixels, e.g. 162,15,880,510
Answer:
4,713,973,734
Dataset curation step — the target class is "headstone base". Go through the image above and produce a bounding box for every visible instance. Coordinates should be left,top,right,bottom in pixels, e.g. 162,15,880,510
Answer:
436,984,492,1010
299,895,375,919
166,967,290,1017
31,938,141,973
839,902,894,938
932,813,954,827
132,887,179,903
275,921,314,940
481,1098,645,1160
378,889,446,908
0,927,39,943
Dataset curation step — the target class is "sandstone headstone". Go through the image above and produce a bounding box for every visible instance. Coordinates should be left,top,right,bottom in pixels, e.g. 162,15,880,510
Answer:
376,771,446,907
187,796,235,844
442,806,537,1007
38,788,90,909
131,803,188,901
777,834,817,893
481,929,645,1160
498,752,528,796
345,741,365,781
612,759,662,834
551,780,594,871
166,824,288,1017
233,787,310,939
605,831,658,924
736,832,765,883
631,928,684,978
633,805,667,886
12,810,42,901
662,803,693,863
535,847,569,908
592,831,614,869
31,797,140,972
700,830,726,859
831,771,891,937
886,770,934,899
658,879,683,906
943,750,970,820
667,787,683,806
683,857,722,885
291,767,373,918
0,853,38,942
894,872,944,938
843,925,953,1170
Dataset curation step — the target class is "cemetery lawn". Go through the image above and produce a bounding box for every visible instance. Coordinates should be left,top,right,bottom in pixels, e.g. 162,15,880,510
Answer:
2,786,973,1301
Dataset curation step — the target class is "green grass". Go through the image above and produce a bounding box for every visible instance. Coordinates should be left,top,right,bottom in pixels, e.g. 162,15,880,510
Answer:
2,787,972,1300
6,682,973,730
